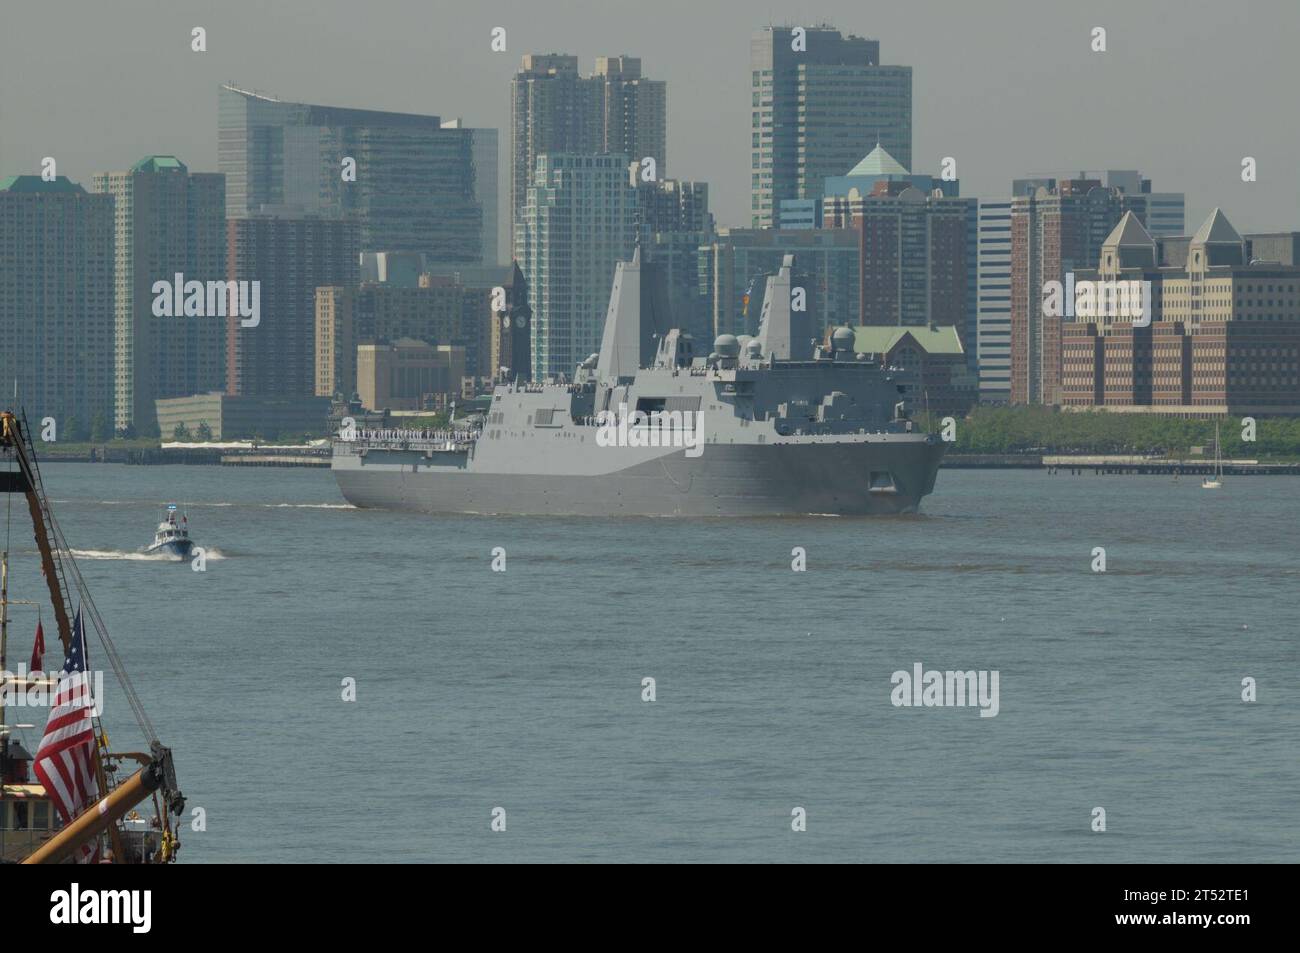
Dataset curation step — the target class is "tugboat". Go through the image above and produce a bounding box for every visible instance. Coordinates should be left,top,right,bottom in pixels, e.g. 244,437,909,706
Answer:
147,504,194,558
1,411,184,864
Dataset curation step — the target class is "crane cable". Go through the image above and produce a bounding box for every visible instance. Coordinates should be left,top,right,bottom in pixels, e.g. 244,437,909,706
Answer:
8,413,158,747
46,505,158,746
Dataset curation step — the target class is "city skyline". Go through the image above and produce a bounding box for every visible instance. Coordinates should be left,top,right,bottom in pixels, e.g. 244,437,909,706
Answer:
0,2,1297,883
3,0,1298,251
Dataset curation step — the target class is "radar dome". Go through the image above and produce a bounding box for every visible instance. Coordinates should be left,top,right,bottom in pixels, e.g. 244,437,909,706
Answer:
831,326,856,352
713,334,740,358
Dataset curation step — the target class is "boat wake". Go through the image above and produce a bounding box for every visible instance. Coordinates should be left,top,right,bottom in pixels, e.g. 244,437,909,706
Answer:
71,547,228,562
54,499,350,510
261,502,354,509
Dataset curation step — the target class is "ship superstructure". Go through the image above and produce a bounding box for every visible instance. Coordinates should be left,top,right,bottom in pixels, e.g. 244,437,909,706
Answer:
146,505,194,558
332,252,945,516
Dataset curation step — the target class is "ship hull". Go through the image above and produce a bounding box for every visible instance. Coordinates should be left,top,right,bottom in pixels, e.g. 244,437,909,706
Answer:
333,440,945,517
146,540,193,558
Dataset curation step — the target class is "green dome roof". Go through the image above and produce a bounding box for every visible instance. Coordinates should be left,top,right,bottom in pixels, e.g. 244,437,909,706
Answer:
130,155,188,174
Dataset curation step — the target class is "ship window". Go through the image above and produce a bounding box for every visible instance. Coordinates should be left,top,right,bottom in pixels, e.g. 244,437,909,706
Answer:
34,800,50,829
11,801,28,830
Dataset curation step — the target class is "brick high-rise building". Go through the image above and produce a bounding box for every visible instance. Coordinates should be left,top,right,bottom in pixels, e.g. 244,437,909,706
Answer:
1061,208,1300,414
227,215,359,399
750,26,911,228
1010,179,1127,405
822,178,973,352
92,156,226,434
0,175,114,433
1008,171,1185,405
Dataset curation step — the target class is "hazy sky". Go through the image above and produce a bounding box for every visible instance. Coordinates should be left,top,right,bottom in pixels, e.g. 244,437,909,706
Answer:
3,0,1298,256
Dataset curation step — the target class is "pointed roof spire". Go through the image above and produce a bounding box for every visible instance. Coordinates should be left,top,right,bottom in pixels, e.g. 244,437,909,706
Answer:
1191,207,1243,246
1100,211,1156,270
1103,211,1155,248
847,143,910,177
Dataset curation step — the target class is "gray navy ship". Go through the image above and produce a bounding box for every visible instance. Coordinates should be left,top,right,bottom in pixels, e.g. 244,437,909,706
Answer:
331,252,945,516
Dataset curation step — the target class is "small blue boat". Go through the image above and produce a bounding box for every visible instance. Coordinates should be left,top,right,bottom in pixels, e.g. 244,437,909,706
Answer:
147,504,194,558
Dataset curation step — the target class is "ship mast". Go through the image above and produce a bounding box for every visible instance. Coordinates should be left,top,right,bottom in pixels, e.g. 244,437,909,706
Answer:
1,549,7,767
0,548,46,764
1,411,184,863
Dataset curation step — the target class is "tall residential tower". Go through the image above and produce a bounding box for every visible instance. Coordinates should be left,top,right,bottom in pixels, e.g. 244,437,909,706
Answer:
510,55,666,229
1008,172,1185,405
514,154,638,378
0,176,114,432
750,26,912,228
92,156,226,434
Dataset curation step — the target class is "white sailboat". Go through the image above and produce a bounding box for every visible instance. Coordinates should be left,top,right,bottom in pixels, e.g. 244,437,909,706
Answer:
1202,422,1224,489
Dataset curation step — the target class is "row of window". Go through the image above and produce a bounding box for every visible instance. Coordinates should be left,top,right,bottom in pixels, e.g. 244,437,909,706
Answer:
0,800,53,831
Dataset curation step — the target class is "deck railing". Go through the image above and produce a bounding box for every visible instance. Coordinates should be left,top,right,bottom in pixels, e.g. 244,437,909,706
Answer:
337,430,482,451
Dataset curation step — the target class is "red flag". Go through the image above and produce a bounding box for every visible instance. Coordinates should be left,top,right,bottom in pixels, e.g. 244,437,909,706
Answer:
31,619,44,671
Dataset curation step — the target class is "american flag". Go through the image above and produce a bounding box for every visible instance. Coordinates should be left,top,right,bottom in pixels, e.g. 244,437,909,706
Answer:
32,608,101,862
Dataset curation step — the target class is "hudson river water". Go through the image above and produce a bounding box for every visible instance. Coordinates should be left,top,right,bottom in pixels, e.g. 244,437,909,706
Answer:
13,463,1298,862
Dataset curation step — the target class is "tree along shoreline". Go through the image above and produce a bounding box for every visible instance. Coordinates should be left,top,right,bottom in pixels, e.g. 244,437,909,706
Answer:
919,407,1300,461
29,408,1300,466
